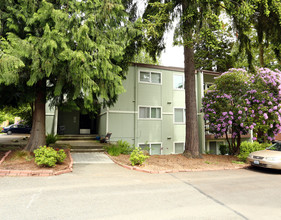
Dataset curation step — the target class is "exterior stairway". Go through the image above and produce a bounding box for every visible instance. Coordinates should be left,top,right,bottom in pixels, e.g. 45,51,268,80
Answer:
56,135,106,153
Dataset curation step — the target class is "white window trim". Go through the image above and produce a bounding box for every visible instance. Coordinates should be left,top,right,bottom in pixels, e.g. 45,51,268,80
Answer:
139,142,162,155
173,142,185,154
174,107,186,124
173,73,185,90
204,82,214,91
138,105,162,120
139,70,162,85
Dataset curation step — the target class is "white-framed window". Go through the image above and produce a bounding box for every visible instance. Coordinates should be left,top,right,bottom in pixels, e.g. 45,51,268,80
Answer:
174,142,185,154
204,82,214,91
139,106,162,119
139,143,162,155
174,108,186,123
173,74,184,89
139,71,162,84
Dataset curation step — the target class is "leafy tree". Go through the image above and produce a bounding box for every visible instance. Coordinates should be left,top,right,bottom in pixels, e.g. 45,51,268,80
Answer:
132,49,160,65
224,0,281,69
202,68,281,155
0,0,139,151
194,22,235,72
143,0,225,158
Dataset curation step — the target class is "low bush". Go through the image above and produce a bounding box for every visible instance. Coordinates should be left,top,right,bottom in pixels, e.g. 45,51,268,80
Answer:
117,140,133,154
34,146,66,167
130,147,149,166
104,140,133,156
46,133,58,146
238,141,270,162
219,144,228,155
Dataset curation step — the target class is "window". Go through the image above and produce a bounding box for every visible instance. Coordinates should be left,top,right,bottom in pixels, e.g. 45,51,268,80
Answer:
204,83,214,91
139,106,161,119
175,143,184,154
139,71,161,84
139,143,162,155
173,74,184,89
174,108,185,123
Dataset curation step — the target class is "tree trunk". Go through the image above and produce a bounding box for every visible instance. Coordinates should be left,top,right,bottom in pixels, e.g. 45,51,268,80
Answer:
182,0,200,158
25,80,46,151
259,43,264,67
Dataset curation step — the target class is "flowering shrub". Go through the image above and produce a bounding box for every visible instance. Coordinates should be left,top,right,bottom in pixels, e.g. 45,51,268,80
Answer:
34,146,66,167
202,68,281,155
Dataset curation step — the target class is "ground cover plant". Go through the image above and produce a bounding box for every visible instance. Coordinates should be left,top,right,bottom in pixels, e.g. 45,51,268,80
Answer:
129,147,149,166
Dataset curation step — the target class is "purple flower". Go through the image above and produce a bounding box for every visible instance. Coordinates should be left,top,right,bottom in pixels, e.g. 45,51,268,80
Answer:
273,106,278,110
250,125,254,129
229,111,233,115
259,110,263,114
244,107,248,111
238,110,242,114
228,120,232,125
252,137,257,141
222,112,227,116
238,116,242,120
264,113,268,120
240,123,244,127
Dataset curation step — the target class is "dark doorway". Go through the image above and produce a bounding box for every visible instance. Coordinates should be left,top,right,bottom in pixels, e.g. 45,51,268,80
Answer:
79,113,97,134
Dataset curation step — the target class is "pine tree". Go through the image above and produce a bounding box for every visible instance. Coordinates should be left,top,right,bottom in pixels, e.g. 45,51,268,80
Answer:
0,0,139,151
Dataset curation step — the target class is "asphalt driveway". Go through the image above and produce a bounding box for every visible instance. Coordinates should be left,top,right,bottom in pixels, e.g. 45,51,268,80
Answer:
1,163,281,220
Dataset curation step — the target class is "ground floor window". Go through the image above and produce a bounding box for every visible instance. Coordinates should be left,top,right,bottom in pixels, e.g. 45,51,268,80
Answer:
139,143,162,155
207,141,224,155
174,142,185,154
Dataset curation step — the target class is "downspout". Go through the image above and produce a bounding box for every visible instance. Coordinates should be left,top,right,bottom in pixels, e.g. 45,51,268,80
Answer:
54,107,58,135
106,107,109,134
134,65,138,147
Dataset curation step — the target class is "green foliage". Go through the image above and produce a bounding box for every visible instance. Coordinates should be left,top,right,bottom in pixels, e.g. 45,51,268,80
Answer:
104,140,133,156
130,147,149,166
12,151,33,161
34,146,66,167
46,133,58,146
116,140,133,155
237,142,270,162
232,160,245,164
219,145,228,155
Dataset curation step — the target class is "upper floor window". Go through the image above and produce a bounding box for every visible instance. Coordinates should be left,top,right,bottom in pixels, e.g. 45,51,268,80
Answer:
204,83,214,91
139,106,161,119
139,71,161,84
173,74,184,89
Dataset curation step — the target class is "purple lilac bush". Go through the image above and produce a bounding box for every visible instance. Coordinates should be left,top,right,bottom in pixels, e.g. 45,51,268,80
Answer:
202,68,281,155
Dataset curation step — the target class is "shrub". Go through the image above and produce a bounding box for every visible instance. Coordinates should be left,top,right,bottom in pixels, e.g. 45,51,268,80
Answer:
238,141,270,162
34,146,66,167
117,140,133,154
130,147,149,166
46,133,58,146
104,140,133,156
219,144,228,155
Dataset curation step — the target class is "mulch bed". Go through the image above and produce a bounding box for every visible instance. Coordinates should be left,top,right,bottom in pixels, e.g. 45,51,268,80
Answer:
109,154,249,173
0,149,73,176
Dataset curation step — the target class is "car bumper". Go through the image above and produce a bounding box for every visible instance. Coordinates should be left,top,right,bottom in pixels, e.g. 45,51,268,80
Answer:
247,158,281,169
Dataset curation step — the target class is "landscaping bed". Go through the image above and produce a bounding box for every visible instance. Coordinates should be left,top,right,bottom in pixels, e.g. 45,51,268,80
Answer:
109,154,249,173
0,149,73,176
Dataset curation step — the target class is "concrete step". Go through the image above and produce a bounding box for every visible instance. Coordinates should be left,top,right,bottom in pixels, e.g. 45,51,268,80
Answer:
71,148,105,153
58,134,98,141
70,145,104,149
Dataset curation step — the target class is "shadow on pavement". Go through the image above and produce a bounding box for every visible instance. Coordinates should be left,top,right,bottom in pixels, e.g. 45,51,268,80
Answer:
247,165,281,175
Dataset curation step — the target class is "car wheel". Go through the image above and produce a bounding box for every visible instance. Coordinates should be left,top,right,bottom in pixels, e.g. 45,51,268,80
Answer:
7,131,12,135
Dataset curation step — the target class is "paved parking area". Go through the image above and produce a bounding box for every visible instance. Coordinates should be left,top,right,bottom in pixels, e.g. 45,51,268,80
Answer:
1,164,281,219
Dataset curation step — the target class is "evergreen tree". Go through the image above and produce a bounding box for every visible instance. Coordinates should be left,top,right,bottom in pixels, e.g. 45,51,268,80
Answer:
0,0,139,151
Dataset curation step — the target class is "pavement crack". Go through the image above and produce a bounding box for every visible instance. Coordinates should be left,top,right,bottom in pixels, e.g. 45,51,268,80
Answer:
169,173,248,220
26,188,43,209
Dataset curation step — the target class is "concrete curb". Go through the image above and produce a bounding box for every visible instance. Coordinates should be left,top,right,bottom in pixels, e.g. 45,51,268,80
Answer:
0,150,73,177
105,152,250,174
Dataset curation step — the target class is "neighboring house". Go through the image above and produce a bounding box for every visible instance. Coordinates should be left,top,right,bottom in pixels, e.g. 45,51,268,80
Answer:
46,63,250,155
